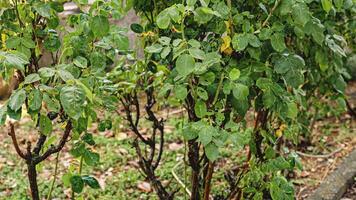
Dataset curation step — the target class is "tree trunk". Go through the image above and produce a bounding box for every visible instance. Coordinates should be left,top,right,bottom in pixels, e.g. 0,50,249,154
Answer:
27,162,39,200
188,140,200,200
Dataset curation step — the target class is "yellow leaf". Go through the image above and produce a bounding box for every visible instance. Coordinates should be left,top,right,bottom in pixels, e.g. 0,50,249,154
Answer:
220,35,233,55
1,33,6,50
275,124,287,137
275,129,283,138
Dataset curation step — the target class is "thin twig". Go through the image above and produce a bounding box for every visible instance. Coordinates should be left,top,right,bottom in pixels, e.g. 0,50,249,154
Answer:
171,161,192,196
8,123,27,160
35,121,72,164
296,147,343,159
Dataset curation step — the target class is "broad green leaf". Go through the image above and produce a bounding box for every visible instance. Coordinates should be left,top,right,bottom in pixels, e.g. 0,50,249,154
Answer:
189,48,205,60
205,143,219,161
145,44,163,53
248,34,261,47
24,73,41,84
229,68,240,81
287,102,298,119
57,69,75,82
70,175,84,194
75,80,93,103
233,83,249,100
270,33,286,52
304,20,325,46
43,93,60,112
156,9,170,29
82,176,100,189
321,0,333,13
159,37,171,45
7,107,21,120
82,133,95,146
315,50,328,71
198,126,215,146
130,23,144,33
187,0,197,6
73,56,88,69
83,150,100,166
194,7,214,24
0,105,7,125
262,90,276,109
34,2,51,18
194,100,207,118
196,87,208,101
161,46,171,59
176,54,195,77
0,51,28,71
175,85,188,101
292,3,310,26
8,89,26,111
232,33,249,51
29,89,42,111
39,115,52,136
60,85,86,120
38,67,55,78
90,16,110,38
275,54,305,88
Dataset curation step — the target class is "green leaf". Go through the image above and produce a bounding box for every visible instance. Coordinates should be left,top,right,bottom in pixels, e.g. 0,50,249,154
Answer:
82,175,100,189
321,0,333,13
39,115,53,136
292,3,310,26
82,133,95,146
194,7,214,24
70,175,84,194
262,90,276,109
156,9,170,29
28,89,42,111
90,15,110,38
24,73,41,84
196,87,209,101
189,48,205,60
248,34,261,47
194,100,207,118
198,125,215,146
8,89,26,111
205,143,219,161
38,67,55,78
130,23,144,33
0,105,7,125
270,33,286,52
145,44,163,53
176,54,195,77
34,2,51,18
232,33,249,51
187,0,197,6
287,102,298,119
161,46,171,59
57,69,75,82
304,20,325,46
175,85,188,101
275,54,305,88
315,50,328,71
0,51,28,71
75,80,93,103
73,56,88,69
43,93,60,112
83,150,100,166
60,85,86,120
229,68,240,81
233,83,249,100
